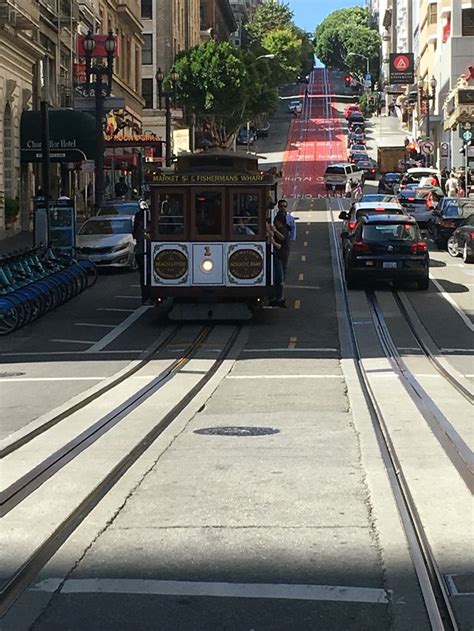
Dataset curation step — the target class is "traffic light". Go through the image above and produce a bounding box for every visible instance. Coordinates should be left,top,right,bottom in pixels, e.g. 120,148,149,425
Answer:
345,75,351,87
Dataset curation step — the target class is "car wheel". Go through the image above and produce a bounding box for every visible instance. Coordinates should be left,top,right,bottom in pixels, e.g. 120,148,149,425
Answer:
462,243,474,264
417,276,429,290
447,236,459,258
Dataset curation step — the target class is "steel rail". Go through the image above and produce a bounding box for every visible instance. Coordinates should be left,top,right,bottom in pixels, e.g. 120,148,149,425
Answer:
329,190,459,631
0,324,242,618
0,325,210,517
392,290,473,404
0,324,183,458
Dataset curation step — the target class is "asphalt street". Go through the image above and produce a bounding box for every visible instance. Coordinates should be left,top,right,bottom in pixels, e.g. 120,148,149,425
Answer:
1,70,472,631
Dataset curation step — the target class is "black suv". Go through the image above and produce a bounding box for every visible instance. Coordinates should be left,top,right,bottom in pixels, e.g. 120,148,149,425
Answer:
427,198,474,249
342,214,429,290
378,173,401,194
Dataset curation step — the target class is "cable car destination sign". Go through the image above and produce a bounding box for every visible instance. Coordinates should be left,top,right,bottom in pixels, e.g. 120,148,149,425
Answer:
150,173,274,184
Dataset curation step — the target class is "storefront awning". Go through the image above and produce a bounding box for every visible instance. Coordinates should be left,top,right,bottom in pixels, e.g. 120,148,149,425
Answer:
21,109,97,163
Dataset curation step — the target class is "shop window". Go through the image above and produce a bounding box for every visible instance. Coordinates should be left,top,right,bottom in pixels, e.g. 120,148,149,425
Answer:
157,193,184,235
141,0,152,20
142,78,153,109
232,192,259,237
142,34,153,65
195,191,222,235
462,8,474,36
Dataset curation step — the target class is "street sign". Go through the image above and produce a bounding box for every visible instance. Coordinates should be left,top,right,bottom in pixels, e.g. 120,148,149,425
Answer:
74,97,126,111
420,140,434,155
365,73,372,81
463,130,473,142
363,79,371,89
389,53,415,84
440,142,449,158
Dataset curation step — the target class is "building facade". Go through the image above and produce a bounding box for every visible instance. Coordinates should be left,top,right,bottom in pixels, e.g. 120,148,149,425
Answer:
200,0,237,41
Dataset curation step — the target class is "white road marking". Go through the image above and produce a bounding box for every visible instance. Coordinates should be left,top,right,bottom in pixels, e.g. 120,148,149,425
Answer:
0,377,103,382
441,348,474,353
86,306,152,354
115,295,141,299
243,348,338,353
227,374,342,379
285,284,321,290
97,308,135,313
31,578,390,604
0,350,143,357
429,275,474,332
74,323,115,329
50,339,95,345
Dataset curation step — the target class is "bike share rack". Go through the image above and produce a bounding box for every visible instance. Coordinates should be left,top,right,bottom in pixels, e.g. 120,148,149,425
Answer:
0,247,97,336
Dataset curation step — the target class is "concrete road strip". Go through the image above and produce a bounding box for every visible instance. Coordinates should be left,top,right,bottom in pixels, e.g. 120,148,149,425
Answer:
86,306,152,353
227,374,342,379
50,339,96,345
242,348,338,353
74,323,115,328
285,284,320,290
0,350,143,357
96,308,136,313
429,275,474,332
115,295,141,299
0,377,104,382
31,578,390,604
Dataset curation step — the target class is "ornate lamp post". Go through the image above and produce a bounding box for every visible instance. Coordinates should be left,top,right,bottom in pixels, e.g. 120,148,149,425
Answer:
83,31,116,212
155,68,180,167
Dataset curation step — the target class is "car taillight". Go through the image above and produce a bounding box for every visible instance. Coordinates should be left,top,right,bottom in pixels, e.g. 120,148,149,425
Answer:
371,168,376,173
470,231,474,240
375,207,385,212
439,219,456,228
426,198,433,209
410,242,428,253
348,221,357,230
352,241,370,252
407,197,415,202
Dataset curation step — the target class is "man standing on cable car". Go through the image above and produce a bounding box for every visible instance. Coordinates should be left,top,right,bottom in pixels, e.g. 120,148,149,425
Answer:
132,201,151,305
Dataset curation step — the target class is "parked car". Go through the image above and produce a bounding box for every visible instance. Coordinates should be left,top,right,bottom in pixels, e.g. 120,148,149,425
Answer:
97,200,144,217
342,214,429,290
76,215,136,269
255,121,270,138
339,201,405,235
356,159,377,179
427,198,474,248
237,127,257,145
397,187,442,226
288,100,302,114
378,173,401,194
447,213,474,263
324,163,364,190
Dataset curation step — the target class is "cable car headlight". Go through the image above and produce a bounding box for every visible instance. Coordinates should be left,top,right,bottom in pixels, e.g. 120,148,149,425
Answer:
200,258,214,273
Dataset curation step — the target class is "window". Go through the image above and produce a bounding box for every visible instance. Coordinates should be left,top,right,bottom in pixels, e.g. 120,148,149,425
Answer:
462,8,474,36
142,78,153,108
157,193,184,235
195,191,222,235
142,34,153,65
362,223,418,242
141,0,152,19
232,192,259,237
428,3,437,25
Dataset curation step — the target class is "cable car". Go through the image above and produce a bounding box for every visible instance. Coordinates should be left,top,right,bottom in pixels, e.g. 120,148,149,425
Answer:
146,150,279,320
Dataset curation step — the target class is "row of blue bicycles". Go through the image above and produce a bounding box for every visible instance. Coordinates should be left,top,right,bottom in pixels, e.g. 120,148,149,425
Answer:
0,247,97,336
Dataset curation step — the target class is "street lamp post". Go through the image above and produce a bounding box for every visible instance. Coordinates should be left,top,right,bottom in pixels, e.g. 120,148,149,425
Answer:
155,68,180,167
83,31,116,213
418,75,437,166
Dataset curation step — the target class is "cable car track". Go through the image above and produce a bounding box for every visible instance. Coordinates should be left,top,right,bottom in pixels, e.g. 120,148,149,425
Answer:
0,324,242,618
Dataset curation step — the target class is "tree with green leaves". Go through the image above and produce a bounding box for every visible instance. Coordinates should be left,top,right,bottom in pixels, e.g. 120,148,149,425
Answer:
245,0,294,43
173,40,278,147
314,7,381,78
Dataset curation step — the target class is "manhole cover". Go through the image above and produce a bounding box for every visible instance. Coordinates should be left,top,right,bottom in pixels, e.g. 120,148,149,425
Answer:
194,426,280,437
0,372,25,378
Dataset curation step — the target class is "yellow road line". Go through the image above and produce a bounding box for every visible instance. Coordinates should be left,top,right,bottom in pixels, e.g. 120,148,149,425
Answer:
301,255,306,262
304,241,308,247
305,230,309,235
294,300,301,310
288,336,297,349
299,273,304,281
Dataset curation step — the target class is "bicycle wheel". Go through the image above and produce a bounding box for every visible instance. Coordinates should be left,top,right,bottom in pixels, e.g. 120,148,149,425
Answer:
0,298,20,335
76,259,98,288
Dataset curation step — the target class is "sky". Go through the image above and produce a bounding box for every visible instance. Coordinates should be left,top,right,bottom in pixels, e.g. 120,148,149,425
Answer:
287,0,364,34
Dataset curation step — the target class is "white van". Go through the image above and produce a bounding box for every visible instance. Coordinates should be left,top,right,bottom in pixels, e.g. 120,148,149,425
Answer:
324,163,364,190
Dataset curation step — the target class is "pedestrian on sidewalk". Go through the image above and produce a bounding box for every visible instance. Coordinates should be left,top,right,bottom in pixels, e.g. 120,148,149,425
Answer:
132,201,151,304
445,173,459,198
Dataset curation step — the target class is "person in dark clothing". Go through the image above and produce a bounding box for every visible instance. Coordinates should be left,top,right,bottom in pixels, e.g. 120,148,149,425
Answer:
269,210,290,308
114,176,129,199
132,202,151,304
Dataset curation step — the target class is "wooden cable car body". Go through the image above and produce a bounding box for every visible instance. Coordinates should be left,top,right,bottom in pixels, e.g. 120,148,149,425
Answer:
146,151,278,320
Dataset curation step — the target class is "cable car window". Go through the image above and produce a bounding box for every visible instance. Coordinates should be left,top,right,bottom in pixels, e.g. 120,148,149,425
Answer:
157,193,184,235
232,192,259,237
195,191,222,235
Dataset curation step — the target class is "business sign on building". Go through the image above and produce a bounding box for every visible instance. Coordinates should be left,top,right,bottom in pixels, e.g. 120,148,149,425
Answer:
389,53,414,85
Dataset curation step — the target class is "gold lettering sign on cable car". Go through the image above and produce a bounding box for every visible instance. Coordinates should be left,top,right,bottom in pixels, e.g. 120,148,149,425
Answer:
228,249,263,280
154,249,188,279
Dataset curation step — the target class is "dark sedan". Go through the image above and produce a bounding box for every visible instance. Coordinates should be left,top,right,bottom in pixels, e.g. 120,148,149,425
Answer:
447,213,474,263
97,200,143,217
378,172,401,194
342,214,429,290
356,160,377,179
349,151,368,164
427,198,474,248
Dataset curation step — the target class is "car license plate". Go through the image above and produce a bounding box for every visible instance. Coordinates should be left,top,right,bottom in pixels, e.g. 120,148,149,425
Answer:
383,262,397,269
